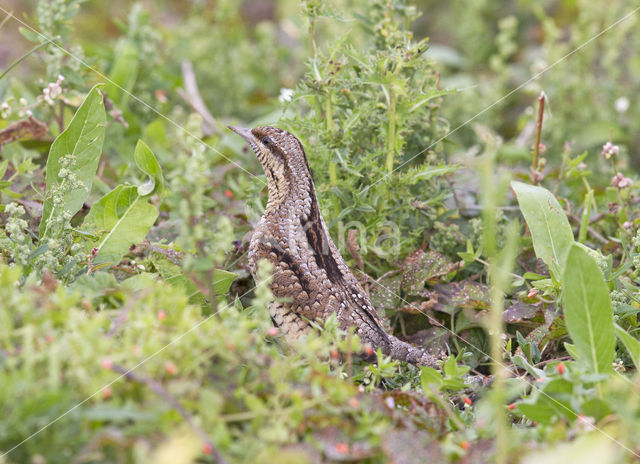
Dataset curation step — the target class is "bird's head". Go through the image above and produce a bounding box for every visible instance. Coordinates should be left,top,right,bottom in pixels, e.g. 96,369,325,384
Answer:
229,125,313,199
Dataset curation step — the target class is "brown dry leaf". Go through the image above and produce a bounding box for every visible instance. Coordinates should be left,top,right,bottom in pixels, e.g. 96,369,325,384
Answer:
0,116,48,151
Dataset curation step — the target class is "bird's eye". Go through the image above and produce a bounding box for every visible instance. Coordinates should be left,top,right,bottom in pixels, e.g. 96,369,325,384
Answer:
262,137,271,146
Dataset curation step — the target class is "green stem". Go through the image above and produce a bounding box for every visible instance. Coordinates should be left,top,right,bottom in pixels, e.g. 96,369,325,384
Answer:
385,87,397,173
578,190,593,243
0,41,49,82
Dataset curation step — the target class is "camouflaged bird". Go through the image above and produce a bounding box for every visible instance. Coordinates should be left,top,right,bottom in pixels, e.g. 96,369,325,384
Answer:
230,125,437,367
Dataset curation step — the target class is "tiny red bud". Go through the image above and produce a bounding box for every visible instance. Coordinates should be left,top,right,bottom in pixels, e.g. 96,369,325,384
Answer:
535,377,545,383
102,386,112,399
364,344,374,356
462,396,472,406
460,441,471,450
527,288,537,298
165,361,177,375
202,443,213,455
348,397,360,408
330,350,340,360
155,89,168,103
508,403,516,410
335,443,349,454
224,189,234,198
157,310,166,321
101,358,113,370
91,247,98,256
556,362,565,375
266,327,280,337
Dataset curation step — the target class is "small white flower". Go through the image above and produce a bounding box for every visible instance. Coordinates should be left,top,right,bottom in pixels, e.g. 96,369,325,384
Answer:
615,97,629,114
278,88,294,103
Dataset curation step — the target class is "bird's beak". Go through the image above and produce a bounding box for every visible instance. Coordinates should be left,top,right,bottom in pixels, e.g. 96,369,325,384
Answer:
228,125,257,144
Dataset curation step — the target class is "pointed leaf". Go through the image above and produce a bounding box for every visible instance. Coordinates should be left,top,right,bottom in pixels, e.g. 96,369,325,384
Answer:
134,139,163,196
562,243,615,375
40,84,106,238
511,181,574,275
614,324,640,369
83,185,158,268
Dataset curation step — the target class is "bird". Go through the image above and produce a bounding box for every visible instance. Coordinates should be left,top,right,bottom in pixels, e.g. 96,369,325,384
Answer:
229,125,437,367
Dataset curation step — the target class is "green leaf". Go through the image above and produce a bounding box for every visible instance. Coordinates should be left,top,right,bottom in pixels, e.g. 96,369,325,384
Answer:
83,185,158,268
614,324,640,369
104,39,139,109
40,84,106,239
134,139,163,196
511,181,574,276
420,366,443,390
562,243,615,375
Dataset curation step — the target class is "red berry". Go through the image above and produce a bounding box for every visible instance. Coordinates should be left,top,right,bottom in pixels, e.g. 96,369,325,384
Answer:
508,403,516,410
102,386,112,399
266,327,280,337
165,361,177,375
462,396,472,406
101,358,113,370
557,362,565,375
527,288,537,298
460,441,471,450
330,350,340,360
157,310,167,321
224,189,234,198
335,443,349,454
364,344,374,356
202,443,213,455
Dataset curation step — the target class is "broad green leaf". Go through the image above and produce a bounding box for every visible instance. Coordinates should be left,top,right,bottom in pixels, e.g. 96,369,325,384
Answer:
420,366,443,389
134,139,163,196
104,39,139,109
83,185,158,268
40,84,106,239
562,243,615,375
614,324,640,369
511,181,574,275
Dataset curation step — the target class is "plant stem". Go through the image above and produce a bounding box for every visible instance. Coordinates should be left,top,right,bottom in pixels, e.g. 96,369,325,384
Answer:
480,137,516,464
578,189,594,243
531,92,545,174
0,41,49,82
385,87,397,173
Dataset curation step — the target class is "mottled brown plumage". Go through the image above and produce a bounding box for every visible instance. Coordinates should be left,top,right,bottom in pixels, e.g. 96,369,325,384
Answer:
229,125,437,367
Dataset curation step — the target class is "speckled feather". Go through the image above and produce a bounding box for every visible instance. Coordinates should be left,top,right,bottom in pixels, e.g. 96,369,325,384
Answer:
233,125,437,367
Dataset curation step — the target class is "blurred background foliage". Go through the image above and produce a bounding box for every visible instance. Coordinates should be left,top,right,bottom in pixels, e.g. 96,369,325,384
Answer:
1,0,640,462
